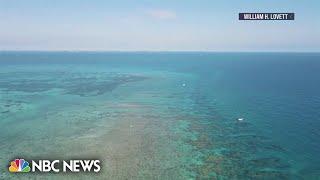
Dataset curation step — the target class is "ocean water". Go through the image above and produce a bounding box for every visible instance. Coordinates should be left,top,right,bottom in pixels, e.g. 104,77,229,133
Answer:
0,52,319,179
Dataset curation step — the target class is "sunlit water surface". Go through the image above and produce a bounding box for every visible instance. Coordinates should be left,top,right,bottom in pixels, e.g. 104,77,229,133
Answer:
0,52,320,179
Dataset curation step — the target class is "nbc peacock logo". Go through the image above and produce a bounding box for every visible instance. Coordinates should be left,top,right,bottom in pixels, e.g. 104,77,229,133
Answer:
9,159,31,173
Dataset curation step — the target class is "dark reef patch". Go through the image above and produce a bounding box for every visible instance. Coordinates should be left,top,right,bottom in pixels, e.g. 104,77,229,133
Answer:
0,72,148,96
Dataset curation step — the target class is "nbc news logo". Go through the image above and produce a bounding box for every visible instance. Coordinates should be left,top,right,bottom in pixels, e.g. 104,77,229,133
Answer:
9,158,101,173
9,159,30,173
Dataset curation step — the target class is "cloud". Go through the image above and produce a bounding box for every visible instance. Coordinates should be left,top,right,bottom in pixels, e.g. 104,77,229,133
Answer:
147,9,177,20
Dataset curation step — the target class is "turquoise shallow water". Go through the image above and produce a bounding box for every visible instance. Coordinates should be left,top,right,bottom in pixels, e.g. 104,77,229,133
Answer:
0,52,320,179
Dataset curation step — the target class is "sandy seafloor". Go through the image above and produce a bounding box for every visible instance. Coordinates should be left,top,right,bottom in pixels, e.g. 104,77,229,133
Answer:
0,52,320,179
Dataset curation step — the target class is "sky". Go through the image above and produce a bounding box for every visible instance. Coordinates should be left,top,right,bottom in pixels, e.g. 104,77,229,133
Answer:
0,0,319,52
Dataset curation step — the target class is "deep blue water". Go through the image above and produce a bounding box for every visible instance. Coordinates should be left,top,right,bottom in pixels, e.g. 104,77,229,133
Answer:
0,52,319,179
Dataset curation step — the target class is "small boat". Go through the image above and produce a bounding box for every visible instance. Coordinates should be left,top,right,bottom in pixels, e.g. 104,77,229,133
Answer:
238,118,244,121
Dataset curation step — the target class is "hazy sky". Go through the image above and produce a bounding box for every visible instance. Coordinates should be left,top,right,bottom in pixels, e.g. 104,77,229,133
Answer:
0,0,319,51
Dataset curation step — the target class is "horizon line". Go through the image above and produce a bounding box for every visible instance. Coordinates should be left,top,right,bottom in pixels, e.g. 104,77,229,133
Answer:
0,50,319,53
